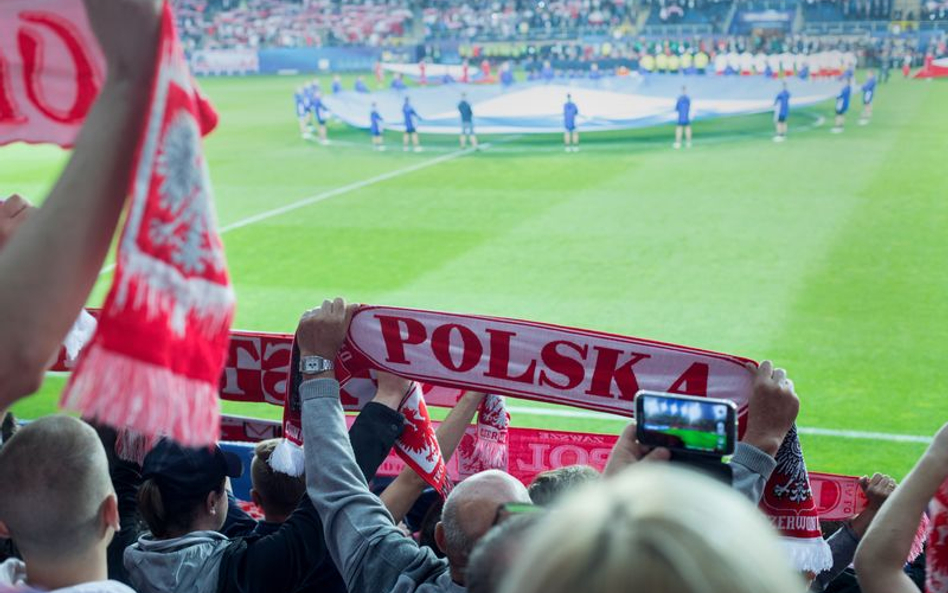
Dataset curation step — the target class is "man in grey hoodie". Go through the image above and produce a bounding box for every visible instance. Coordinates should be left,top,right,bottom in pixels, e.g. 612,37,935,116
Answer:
300,298,804,593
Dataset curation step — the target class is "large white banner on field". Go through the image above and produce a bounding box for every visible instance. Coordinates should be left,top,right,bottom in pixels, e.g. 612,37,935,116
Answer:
321,75,841,135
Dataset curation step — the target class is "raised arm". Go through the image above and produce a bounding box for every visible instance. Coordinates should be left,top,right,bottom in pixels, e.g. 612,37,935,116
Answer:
731,360,800,503
380,388,487,523
854,423,948,593
0,0,161,408
299,299,447,593
215,399,405,593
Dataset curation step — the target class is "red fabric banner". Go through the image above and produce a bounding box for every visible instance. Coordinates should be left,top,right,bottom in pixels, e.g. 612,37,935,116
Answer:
216,413,867,521
54,317,865,521
0,0,105,148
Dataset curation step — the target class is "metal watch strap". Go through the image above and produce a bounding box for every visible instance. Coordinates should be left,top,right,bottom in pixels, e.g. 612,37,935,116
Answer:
299,355,334,375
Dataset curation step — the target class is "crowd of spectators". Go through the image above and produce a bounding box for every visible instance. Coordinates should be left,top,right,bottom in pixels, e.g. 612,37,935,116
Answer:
445,32,928,73
423,0,638,41
173,0,413,50
169,0,944,51
0,2,946,593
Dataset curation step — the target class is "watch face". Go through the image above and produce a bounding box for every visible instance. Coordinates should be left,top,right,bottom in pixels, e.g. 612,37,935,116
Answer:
301,356,332,374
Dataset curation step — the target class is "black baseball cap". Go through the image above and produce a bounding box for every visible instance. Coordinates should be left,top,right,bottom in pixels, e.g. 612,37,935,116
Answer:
142,438,243,499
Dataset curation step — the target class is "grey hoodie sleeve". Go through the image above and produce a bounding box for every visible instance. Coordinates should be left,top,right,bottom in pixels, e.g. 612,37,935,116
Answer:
729,442,776,503
809,524,860,591
302,378,449,593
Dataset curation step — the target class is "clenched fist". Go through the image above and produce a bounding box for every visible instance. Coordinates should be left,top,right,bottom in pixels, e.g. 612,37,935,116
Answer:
743,360,800,457
296,298,358,360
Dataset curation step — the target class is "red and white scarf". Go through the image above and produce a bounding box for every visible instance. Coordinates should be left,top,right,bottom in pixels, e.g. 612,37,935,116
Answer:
344,305,756,415
264,304,753,496
759,425,833,574
456,393,510,480
929,479,948,593
5,1,235,448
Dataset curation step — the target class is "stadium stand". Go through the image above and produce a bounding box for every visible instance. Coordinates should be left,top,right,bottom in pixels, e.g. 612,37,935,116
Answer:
175,0,413,49
168,0,947,70
1,1,947,593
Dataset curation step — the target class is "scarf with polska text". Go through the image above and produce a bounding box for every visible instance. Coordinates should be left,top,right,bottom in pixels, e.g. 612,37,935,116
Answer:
60,1,233,449
268,304,754,497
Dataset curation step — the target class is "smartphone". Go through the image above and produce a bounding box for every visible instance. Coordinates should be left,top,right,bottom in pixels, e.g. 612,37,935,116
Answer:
635,391,737,457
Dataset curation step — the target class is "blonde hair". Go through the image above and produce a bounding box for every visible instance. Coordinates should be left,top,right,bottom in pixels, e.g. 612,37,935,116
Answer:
499,464,803,593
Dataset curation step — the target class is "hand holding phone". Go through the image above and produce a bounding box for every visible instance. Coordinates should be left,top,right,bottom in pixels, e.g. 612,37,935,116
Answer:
635,391,737,458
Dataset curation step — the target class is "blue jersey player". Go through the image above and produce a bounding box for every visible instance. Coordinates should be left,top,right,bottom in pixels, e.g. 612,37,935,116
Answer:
370,102,385,150
402,97,422,152
294,87,311,139
773,82,790,142
859,71,877,125
311,92,329,145
674,86,692,149
563,94,579,152
832,78,852,133
458,92,478,149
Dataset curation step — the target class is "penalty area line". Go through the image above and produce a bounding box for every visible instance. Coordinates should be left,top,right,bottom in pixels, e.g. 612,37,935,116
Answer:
506,405,933,444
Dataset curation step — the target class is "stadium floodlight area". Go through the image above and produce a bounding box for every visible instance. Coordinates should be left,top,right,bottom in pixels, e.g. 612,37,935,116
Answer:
322,76,841,134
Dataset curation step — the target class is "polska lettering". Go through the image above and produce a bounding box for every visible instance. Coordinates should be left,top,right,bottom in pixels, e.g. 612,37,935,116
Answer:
347,307,755,414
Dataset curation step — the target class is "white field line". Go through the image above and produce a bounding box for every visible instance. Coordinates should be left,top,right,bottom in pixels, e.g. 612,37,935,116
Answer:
97,145,477,276
506,405,933,444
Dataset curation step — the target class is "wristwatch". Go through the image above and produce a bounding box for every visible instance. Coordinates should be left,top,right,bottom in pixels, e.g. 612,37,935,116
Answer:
299,355,334,376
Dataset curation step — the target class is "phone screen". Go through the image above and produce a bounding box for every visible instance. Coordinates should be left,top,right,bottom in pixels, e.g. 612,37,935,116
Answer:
636,391,736,456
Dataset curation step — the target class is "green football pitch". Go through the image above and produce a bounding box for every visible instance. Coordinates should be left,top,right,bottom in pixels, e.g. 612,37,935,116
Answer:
657,427,725,453
3,73,946,479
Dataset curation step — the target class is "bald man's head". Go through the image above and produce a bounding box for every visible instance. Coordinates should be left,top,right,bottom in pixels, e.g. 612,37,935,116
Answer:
437,470,530,579
0,415,116,562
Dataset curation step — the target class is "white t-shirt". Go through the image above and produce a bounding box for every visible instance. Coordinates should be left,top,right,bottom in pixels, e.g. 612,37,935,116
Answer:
0,558,134,593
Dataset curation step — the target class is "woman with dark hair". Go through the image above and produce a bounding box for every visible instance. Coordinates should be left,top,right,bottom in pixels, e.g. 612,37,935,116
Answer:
118,394,406,593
